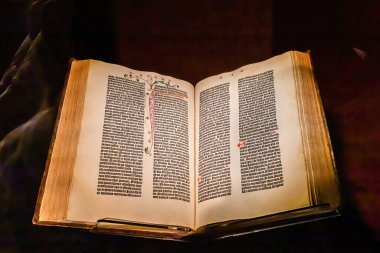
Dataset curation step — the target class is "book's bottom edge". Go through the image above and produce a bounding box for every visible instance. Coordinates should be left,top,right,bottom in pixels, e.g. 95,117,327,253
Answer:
34,204,341,241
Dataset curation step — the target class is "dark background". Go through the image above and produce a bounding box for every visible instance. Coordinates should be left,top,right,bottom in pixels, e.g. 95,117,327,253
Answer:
0,0,379,252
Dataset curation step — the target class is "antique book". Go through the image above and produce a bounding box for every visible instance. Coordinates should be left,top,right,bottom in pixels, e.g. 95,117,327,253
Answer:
33,51,341,240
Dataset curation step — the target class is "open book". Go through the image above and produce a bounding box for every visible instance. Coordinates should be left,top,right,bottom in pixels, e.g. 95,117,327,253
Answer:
33,51,340,240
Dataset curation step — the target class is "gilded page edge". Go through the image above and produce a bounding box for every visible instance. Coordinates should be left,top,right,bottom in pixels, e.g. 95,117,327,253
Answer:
34,59,91,223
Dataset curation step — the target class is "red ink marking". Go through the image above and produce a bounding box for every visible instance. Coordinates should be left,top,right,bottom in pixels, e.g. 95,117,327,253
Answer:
154,91,188,100
237,140,247,148
198,175,202,183
149,90,155,146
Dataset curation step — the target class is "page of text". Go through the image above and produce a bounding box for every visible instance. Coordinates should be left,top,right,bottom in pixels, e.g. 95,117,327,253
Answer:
66,60,195,229
194,52,310,228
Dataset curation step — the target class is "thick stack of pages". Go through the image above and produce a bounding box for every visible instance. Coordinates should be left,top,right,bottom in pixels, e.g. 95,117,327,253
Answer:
33,51,340,240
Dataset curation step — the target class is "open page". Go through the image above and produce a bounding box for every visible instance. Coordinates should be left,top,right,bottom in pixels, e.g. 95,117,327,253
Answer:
66,60,195,229
194,52,310,228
